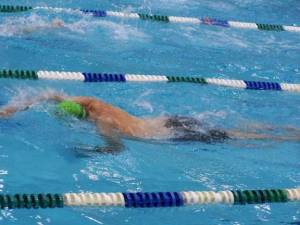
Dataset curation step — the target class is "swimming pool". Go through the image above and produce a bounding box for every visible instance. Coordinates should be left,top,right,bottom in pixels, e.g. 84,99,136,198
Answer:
0,0,300,224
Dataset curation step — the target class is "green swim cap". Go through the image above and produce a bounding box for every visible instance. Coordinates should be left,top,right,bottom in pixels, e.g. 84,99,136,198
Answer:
57,100,86,119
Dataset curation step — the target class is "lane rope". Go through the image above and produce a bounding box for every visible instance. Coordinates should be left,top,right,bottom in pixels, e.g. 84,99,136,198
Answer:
0,5,299,33
0,187,299,209
1,69,300,92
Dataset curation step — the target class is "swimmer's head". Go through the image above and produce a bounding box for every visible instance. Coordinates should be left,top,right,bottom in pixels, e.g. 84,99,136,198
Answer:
51,18,64,28
57,100,86,119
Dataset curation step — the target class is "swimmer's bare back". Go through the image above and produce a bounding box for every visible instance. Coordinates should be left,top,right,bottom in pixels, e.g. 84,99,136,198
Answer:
69,96,167,137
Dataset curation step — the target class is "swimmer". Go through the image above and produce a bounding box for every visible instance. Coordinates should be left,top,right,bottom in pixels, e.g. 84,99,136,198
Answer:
0,91,299,153
51,18,65,28
22,18,65,34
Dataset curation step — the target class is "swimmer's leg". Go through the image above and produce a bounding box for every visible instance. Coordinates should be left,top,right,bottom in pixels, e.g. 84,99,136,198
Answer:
228,130,300,142
238,119,300,135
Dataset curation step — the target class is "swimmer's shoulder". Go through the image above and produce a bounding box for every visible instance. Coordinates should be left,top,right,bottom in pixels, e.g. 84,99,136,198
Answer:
70,96,97,104
70,96,108,111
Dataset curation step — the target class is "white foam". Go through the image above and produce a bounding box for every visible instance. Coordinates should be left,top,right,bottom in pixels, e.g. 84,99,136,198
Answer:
0,14,68,37
133,90,154,112
178,26,250,49
35,6,82,16
0,11,149,42
5,87,66,111
53,15,150,41
135,100,154,112
195,111,228,120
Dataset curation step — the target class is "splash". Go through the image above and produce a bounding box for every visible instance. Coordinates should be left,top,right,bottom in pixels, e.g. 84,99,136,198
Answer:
194,110,228,121
133,90,154,112
134,100,154,112
0,14,50,36
64,17,149,41
3,87,66,111
0,13,149,42
179,26,250,49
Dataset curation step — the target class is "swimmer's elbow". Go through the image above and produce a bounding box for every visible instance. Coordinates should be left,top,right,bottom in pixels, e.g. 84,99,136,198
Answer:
95,144,124,154
99,135,124,154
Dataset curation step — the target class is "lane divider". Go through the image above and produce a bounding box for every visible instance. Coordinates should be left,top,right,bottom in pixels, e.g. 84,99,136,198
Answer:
0,187,299,209
1,69,300,92
0,5,299,33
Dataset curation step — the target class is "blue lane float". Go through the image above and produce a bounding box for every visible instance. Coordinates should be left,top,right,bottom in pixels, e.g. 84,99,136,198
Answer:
201,17,230,27
80,9,107,17
83,73,126,82
244,81,282,91
123,192,184,208
1,69,300,93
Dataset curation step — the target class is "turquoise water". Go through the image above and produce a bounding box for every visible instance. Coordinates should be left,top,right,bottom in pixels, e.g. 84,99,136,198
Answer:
0,0,300,224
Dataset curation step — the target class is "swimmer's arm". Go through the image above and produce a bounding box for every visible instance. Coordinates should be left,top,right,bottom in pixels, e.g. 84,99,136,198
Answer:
96,123,124,154
0,92,65,118
0,102,33,118
97,135,124,154
0,98,38,117
0,95,95,117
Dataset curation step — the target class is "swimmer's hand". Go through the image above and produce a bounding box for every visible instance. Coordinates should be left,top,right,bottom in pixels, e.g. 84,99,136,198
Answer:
0,108,16,118
0,110,8,117
0,91,65,118
94,146,122,154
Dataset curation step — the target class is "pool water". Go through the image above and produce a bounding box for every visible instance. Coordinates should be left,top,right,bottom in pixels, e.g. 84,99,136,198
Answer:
0,0,300,224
